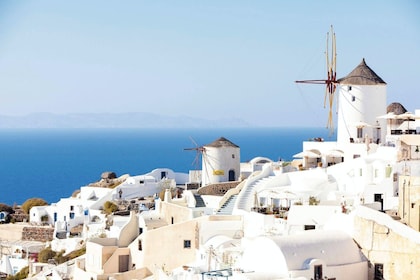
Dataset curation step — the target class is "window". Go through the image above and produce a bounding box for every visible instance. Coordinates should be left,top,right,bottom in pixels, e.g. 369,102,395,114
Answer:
184,240,191,248
357,127,363,138
385,165,392,178
304,225,315,230
161,171,167,179
232,154,235,158
138,240,142,251
70,205,74,211
314,265,323,280
374,263,384,280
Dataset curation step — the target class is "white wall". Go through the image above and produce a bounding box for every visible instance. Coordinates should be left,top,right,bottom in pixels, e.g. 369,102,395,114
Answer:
202,146,240,186
337,84,386,145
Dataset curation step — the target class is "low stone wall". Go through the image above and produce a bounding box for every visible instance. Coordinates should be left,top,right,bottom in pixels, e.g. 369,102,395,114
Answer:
22,226,54,242
197,181,240,196
353,207,420,280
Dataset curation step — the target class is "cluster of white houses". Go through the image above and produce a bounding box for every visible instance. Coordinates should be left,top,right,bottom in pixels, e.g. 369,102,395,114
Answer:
1,58,420,280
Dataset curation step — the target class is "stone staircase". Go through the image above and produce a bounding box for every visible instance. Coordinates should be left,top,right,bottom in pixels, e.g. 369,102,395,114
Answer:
236,176,275,211
216,194,238,215
193,194,206,207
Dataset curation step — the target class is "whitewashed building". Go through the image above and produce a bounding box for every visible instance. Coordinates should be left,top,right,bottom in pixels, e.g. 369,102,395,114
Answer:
240,230,368,280
111,168,189,200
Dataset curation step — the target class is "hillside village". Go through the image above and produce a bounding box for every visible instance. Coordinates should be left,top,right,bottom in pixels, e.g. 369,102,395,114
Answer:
0,58,420,280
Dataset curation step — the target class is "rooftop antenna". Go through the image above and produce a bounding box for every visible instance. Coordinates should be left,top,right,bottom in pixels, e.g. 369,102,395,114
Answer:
296,25,337,134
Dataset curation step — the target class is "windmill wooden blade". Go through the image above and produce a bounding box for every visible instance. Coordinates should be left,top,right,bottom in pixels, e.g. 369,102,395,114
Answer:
295,25,337,134
184,137,206,170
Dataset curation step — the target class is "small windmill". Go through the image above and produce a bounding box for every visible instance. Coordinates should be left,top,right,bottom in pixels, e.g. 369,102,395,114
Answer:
296,25,337,133
184,137,215,185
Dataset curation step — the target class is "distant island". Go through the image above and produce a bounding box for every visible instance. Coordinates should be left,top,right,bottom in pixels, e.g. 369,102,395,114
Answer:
0,112,250,129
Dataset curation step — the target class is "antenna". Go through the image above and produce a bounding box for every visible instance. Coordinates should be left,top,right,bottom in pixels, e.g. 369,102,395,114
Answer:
296,25,337,133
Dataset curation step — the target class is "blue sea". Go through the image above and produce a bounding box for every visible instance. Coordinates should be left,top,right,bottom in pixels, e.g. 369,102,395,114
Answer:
0,127,334,206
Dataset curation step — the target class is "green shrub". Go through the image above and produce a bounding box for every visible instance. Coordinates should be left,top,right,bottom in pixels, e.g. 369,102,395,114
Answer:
309,196,320,205
38,247,56,263
6,266,28,280
103,201,118,214
21,198,48,214
37,246,86,265
66,247,86,259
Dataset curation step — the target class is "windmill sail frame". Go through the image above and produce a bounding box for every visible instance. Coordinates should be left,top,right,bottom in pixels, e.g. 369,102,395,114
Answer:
296,25,338,133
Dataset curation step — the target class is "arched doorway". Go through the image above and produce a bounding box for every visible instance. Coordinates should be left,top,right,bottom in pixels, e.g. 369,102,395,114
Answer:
228,170,235,181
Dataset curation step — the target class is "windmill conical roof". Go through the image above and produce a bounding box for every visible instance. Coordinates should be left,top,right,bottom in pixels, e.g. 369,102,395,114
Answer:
205,137,239,148
387,102,407,114
338,58,386,85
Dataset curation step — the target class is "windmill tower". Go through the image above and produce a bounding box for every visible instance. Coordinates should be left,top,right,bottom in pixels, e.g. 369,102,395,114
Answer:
336,59,387,145
201,137,240,186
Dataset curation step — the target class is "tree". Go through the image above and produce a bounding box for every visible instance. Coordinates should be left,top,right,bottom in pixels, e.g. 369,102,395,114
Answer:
21,198,48,214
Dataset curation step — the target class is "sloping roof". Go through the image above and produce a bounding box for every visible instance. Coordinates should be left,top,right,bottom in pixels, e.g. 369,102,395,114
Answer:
205,137,239,148
338,58,386,85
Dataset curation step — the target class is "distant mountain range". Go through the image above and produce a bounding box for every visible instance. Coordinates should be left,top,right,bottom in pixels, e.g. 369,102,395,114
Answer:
0,112,251,128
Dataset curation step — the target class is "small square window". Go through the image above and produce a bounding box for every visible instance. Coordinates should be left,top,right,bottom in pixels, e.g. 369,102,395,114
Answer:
184,240,191,248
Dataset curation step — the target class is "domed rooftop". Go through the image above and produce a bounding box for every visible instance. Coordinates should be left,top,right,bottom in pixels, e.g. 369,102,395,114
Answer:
338,58,386,85
205,137,239,148
387,102,407,115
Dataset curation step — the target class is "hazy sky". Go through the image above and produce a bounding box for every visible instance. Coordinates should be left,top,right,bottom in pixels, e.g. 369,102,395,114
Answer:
0,0,419,127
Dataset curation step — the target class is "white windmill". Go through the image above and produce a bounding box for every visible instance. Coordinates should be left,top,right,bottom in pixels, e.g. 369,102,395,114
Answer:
185,137,240,186
296,26,387,145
